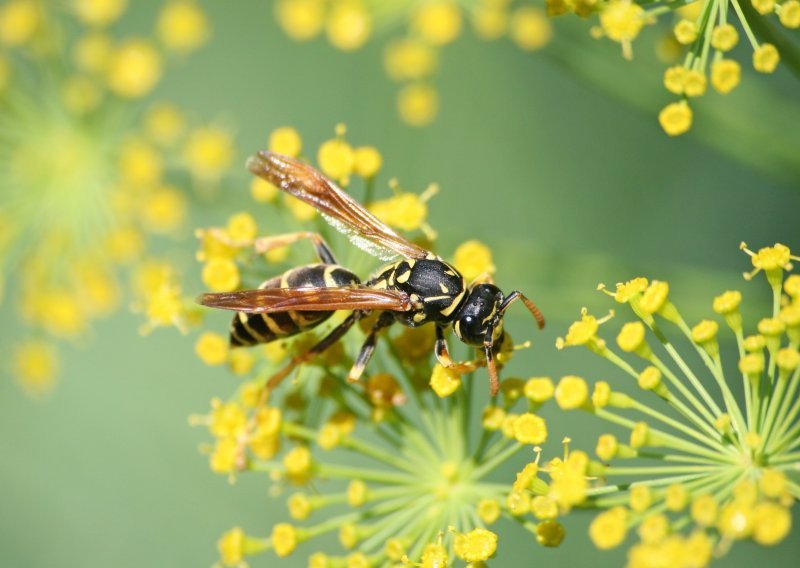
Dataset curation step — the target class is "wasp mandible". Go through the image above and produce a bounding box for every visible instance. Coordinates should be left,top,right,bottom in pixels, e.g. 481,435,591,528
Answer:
197,151,544,396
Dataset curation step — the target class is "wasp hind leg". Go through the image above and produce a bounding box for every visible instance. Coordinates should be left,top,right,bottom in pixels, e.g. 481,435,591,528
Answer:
346,312,395,383
200,229,338,265
263,310,364,392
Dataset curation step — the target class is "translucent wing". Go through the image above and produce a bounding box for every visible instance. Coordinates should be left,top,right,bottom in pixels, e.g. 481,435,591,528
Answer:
246,151,432,261
197,286,412,314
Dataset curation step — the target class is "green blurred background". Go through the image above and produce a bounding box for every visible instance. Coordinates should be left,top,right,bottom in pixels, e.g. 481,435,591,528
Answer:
1,1,799,566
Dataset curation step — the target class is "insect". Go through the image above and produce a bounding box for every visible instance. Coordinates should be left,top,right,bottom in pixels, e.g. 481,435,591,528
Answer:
197,151,544,396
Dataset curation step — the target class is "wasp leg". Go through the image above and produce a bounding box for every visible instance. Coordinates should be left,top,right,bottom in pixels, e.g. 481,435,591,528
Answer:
499,291,545,330
200,229,338,265
434,326,479,373
347,312,395,383
264,310,365,391
484,327,500,397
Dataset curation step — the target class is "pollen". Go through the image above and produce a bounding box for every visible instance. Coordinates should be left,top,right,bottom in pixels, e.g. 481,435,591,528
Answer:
658,101,693,136
753,43,780,73
555,375,589,409
509,7,552,51
106,39,162,98
452,240,496,282
413,1,462,46
453,528,497,562
195,332,229,366
563,311,600,346
157,0,209,54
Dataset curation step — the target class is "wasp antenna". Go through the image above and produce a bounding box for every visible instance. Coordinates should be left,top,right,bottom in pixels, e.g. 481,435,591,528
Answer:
499,291,545,330
485,340,500,397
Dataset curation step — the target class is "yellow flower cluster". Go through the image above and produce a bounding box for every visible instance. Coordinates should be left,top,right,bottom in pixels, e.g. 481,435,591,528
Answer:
274,0,552,126
0,0,220,394
556,243,799,566
551,0,798,136
187,130,563,565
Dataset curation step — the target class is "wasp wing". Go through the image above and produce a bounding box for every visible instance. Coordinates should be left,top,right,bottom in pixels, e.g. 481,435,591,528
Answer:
246,151,431,261
197,286,412,314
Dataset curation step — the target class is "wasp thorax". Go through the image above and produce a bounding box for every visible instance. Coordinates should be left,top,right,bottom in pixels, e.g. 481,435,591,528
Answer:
453,284,505,347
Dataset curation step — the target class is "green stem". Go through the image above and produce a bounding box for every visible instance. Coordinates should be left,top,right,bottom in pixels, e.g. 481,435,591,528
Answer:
470,441,525,480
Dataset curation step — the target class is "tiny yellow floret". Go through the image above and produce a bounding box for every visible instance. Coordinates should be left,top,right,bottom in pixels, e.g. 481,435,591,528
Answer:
659,101,692,136
453,528,497,562
753,43,780,73
555,375,589,409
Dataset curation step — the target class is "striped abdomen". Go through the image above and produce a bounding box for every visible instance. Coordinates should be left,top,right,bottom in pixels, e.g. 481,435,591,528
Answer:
229,264,360,347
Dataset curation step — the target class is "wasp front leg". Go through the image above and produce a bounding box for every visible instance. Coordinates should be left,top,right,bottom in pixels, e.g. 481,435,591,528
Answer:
434,326,479,374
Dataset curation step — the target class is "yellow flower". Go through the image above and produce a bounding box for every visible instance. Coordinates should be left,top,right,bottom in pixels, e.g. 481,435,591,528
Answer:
752,503,791,545
157,0,210,54
318,137,355,182
119,137,163,187
217,527,245,567
327,0,371,51
398,83,438,127
430,363,462,397
144,103,185,147
691,494,718,527
106,39,162,98
665,483,689,511
72,0,128,27
271,523,299,557
453,528,497,562
509,7,552,51
663,65,686,95
183,126,235,183
711,24,738,51
513,413,548,444
275,0,324,41
140,185,187,234
202,257,240,292
269,126,303,157
599,0,646,59
595,434,618,461
227,212,258,243
752,0,776,15
452,240,495,282
73,32,113,73
0,0,40,46
682,69,706,97
673,19,698,44
554,375,589,409
589,506,628,549
779,1,800,28
353,146,382,178
753,43,780,73
477,498,501,524
13,340,59,395
413,1,462,46
195,332,229,366
659,101,692,136
251,177,279,203
524,376,554,402
711,59,741,95
384,38,438,82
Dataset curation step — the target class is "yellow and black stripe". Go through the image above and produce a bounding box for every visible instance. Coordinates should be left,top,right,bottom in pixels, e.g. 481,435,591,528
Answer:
229,264,360,347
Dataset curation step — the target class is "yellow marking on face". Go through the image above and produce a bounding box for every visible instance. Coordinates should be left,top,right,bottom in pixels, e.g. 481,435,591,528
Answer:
440,289,465,317
443,269,456,277
439,282,449,294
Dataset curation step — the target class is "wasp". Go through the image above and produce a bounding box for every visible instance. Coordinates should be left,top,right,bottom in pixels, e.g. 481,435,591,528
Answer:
197,151,544,395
